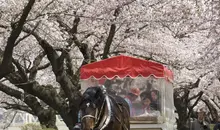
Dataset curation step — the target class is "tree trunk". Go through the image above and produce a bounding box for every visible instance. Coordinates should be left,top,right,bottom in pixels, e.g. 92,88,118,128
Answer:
38,108,57,130
202,98,218,122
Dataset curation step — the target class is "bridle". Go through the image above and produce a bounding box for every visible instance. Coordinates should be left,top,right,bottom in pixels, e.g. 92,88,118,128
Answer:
80,104,99,122
80,94,112,130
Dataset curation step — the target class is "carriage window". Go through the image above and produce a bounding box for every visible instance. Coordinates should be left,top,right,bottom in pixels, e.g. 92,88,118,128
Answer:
114,77,163,123
80,76,164,124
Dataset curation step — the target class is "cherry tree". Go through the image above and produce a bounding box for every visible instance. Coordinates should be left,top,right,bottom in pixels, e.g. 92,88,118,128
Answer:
1,0,220,130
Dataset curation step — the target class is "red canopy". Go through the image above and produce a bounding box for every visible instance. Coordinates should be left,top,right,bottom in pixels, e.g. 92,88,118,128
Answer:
80,55,173,82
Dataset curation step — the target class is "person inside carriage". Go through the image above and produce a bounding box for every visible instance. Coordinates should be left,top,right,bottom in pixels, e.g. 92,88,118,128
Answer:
139,92,154,114
150,89,160,111
124,87,140,116
138,91,160,117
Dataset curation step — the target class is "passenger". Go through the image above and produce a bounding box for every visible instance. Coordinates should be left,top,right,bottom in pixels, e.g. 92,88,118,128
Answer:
141,94,153,113
150,89,160,111
139,92,160,116
124,87,140,116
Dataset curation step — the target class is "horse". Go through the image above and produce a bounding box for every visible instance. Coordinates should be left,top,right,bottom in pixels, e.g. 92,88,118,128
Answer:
79,86,130,130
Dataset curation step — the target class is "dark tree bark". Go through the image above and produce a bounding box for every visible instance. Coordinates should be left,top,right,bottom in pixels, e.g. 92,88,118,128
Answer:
0,3,124,130
22,26,81,130
1,44,59,129
55,15,90,65
174,78,203,130
0,82,57,129
0,0,35,79
102,8,120,59
174,88,190,130
0,0,58,128
202,98,218,122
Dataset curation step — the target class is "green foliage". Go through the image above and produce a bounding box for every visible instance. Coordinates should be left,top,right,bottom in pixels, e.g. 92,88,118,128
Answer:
210,124,215,130
20,123,41,130
20,123,55,130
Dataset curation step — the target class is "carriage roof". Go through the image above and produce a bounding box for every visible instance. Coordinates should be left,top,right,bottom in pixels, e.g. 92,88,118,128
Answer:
80,55,173,82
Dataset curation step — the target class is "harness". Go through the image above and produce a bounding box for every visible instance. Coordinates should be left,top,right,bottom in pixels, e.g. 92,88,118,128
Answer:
80,86,129,130
109,95,129,130
81,95,112,130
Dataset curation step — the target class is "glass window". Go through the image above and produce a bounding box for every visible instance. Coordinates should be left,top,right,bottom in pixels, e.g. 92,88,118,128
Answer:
81,76,165,123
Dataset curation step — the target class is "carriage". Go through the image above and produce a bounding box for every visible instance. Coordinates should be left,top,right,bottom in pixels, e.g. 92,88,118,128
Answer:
80,55,175,130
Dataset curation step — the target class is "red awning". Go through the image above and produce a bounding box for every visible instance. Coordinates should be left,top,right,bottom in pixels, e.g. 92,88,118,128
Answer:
80,55,173,82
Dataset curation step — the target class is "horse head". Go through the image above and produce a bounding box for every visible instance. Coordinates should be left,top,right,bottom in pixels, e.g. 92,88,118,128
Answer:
79,86,106,130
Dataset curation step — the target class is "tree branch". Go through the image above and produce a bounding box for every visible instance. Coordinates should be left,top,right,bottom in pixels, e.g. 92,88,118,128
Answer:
23,26,61,74
55,16,90,65
126,52,168,65
29,52,46,80
211,98,220,109
1,102,34,114
0,82,46,115
15,82,75,129
0,79,67,116
95,0,136,18
58,49,68,66
2,111,17,129
69,13,80,34
0,0,36,79
187,91,203,118
22,16,84,128
0,24,8,29
22,26,80,110
37,62,50,70
102,8,120,59
14,21,41,46
12,58,28,82
19,82,66,107
0,82,23,99
183,88,190,102
188,91,203,101
65,53,74,77
202,98,218,122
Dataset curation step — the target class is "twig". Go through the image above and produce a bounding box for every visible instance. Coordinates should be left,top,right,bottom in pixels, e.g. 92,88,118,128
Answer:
14,21,41,46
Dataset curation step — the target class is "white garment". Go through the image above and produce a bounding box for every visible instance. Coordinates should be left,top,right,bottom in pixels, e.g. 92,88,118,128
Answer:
138,110,160,117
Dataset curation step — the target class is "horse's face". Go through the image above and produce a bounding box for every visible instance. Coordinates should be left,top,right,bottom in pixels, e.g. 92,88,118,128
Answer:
79,87,105,130
80,102,97,130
